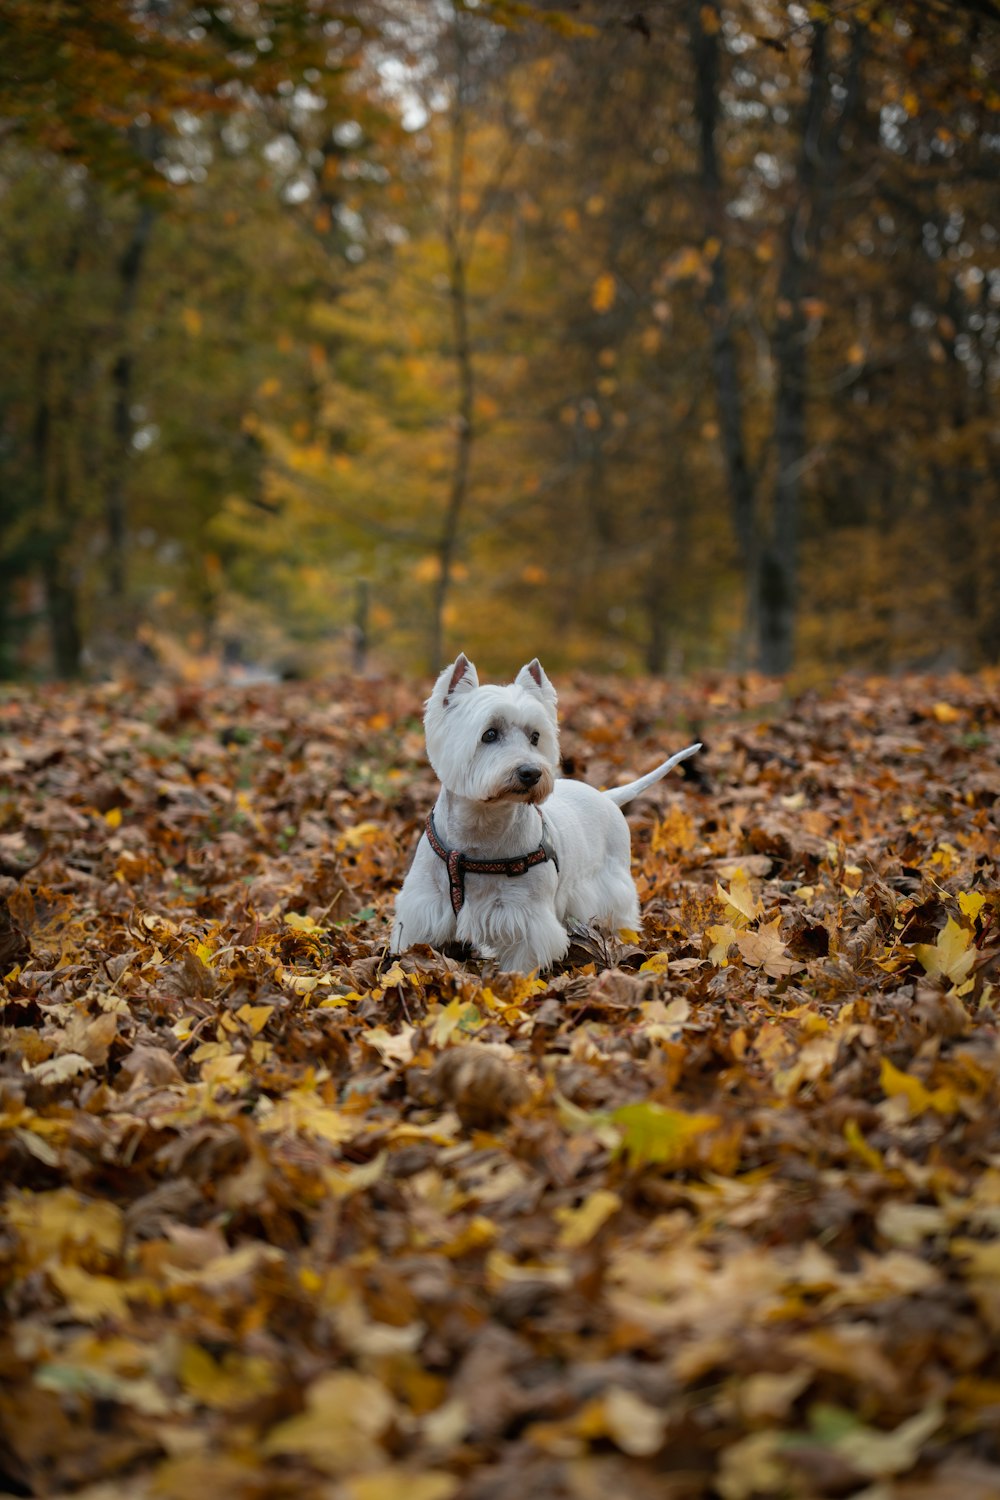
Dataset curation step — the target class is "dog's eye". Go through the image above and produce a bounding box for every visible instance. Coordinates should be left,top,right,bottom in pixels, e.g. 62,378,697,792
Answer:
481,727,499,744
529,731,540,746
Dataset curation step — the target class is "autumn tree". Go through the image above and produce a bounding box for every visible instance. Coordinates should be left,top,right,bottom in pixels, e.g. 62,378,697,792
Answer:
2,0,999,679
0,0,370,675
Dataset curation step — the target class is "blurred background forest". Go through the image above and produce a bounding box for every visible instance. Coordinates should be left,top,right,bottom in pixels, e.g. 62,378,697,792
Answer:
2,0,999,683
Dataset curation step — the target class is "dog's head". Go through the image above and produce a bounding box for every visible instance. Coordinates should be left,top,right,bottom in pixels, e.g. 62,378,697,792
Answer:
424,653,560,804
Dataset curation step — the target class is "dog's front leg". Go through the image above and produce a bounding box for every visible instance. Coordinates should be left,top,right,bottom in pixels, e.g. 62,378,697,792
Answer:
491,909,569,975
391,839,457,955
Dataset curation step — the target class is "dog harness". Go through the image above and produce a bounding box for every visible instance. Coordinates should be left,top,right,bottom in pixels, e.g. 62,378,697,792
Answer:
425,810,560,916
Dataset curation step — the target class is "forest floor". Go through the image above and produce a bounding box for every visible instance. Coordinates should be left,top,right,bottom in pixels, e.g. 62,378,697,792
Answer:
1,668,999,1500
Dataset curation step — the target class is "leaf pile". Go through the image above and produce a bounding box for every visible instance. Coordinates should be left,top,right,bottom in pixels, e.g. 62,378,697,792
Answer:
1,670,999,1499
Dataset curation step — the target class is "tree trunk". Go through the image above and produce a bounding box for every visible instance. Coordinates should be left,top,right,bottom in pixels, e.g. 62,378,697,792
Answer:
34,351,84,678
35,382,83,677
691,9,859,674
688,0,759,663
429,6,475,674
107,202,155,602
759,24,830,674
352,577,370,673
42,552,84,678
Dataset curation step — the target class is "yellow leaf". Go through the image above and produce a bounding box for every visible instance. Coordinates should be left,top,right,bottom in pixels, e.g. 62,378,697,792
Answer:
103,806,122,829
876,1201,948,1248
844,1118,884,1172
707,921,740,965
336,821,383,851
263,1371,395,1473
343,1471,459,1500
284,911,326,933
718,1431,788,1500
577,1384,665,1456
430,997,482,1046
612,1101,719,1170
952,1238,1000,1278
639,951,671,974
178,1343,277,1409
259,1087,354,1144
664,245,705,283
958,891,987,923
325,1152,386,1200
650,805,696,855
29,1052,92,1086
283,973,320,996
364,1024,417,1066
4,1188,123,1269
642,997,692,1042
439,1216,497,1258
555,1189,621,1249
181,306,203,336
496,973,547,1005
717,868,764,925
486,1250,572,1292
880,1058,958,1117
591,272,616,315
931,700,961,723
913,917,976,985
737,1367,811,1421
236,1003,274,1035
49,1263,129,1322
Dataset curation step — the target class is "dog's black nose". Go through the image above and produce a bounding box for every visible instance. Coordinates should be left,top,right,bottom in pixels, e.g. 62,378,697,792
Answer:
517,764,542,787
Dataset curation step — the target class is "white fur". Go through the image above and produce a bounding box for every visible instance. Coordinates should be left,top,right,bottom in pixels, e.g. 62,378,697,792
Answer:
391,653,701,973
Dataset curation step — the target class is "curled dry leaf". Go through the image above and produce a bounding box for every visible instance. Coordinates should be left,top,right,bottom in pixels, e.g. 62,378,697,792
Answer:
428,1044,533,1129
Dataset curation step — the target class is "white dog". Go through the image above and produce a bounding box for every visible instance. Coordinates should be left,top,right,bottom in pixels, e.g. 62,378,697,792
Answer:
391,654,700,973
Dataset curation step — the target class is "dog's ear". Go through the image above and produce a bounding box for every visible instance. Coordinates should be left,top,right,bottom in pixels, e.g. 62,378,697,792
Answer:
515,658,558,714
429,652,479,711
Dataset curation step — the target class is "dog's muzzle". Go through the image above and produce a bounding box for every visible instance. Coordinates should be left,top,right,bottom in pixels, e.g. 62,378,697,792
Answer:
425,810,560,916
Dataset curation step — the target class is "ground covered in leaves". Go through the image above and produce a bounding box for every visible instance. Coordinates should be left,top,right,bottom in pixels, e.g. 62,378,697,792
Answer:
1,669,999,1500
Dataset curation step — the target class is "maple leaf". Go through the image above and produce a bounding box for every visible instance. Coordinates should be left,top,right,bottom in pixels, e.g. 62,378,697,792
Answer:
913,916,976,987
733,917,803,977
717,868,764,926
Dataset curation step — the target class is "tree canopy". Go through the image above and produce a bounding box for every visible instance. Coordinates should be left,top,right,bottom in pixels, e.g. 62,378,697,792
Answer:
1,0,999,677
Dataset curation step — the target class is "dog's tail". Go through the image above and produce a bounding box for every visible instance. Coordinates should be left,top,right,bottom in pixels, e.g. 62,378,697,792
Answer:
603,743,702,808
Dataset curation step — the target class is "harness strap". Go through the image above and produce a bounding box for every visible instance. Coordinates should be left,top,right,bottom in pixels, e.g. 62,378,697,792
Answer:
425,810,559,916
